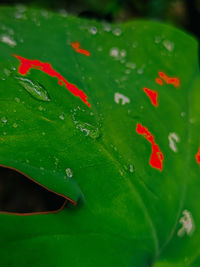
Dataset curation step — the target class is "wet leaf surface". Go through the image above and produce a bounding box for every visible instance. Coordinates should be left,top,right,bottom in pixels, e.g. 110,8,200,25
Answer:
0,5,200,266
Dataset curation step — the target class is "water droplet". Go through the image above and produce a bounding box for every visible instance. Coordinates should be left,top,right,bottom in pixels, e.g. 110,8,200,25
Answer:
3,132,7,135
1,117,7,123
13,122,18,128
54,157,59,166
126,62,136,69
125,69,131,75
8,28,14,35
97,46,103,52
132,42,138,48
14,10,25,19
129,164,134,173
110,47,119,58
154,36,161,44
1,35,17,47
112,28,122,36
38,105,45,111
137,68,144,74
65,168,73,178
75,122,100,139
120,49,126,57
16,4,26,13
16,77,51,102
59,9,68,17
189,118,195,124
89,26,97,35
181,112,186,117
15,97,20,103
119,169,124,176
59,114,65,120
41,10,49,19
4,68,11,76
163,40,174,52
103,22,111,32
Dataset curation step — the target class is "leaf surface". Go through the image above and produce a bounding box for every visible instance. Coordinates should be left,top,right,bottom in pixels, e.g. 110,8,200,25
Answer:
0,5,199,266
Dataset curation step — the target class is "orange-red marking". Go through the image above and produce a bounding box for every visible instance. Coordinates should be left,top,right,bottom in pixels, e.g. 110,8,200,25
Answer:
155,77,163,86
195,147,200,165
157,71,180,88
13,55,91,107
71,42,91,57
136,123,164,171
143,87,158,107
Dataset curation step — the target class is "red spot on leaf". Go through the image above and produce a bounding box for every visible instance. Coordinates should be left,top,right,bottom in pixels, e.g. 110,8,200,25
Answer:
71,42,91,57
13,55,91,107
136,123,164,171
155,78,163,86
195,147,200,165
143,87,158,107
158,71,180,88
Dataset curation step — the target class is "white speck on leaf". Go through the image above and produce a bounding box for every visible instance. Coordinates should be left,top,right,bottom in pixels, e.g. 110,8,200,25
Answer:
110,47,119,58
163,40,174,52
1,35,16,47
177,210,194,237
114,92,130,105
129,164,134,173
168,132,180,152
120,49,126,57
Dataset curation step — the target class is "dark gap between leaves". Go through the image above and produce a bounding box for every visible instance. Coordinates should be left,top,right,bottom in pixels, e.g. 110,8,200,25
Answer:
0,166,66,214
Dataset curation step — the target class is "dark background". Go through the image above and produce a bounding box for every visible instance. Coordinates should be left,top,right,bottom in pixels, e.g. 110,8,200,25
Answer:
0,0,199,213
0,0,200,39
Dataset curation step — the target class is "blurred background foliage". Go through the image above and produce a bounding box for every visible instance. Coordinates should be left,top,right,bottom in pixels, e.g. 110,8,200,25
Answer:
0,0,200,39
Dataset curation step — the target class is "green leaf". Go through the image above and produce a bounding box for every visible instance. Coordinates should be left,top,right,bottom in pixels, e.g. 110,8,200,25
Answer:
0,5,199,266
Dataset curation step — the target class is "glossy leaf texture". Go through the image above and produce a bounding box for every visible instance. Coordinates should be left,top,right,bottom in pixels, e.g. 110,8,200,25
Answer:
0,5,200,267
